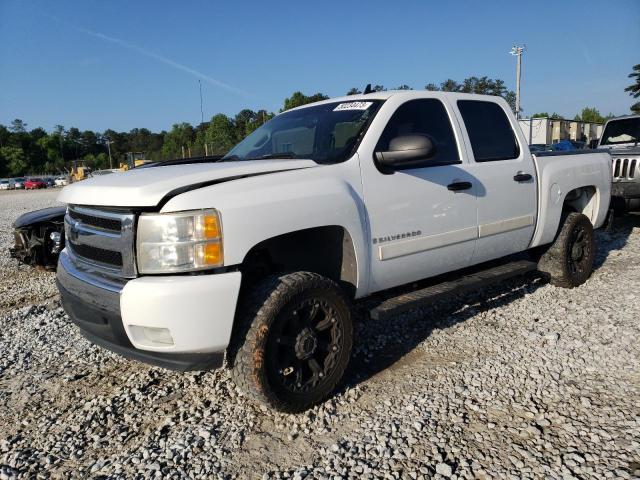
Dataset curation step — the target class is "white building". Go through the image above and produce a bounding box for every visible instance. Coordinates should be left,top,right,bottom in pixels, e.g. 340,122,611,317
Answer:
518,117,603,145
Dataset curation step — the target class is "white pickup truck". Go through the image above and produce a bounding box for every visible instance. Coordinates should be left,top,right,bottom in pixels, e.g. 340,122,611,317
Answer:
56,91,611,411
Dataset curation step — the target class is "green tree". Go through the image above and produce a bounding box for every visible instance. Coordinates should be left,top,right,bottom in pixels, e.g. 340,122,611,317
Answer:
0,146,27,175
396,84,412,90
205,114,236,155
9,119,27,133
625,64,640,113
161,123,195,159
426,76,517,111
531,112,562,119
346,87,362,95
282,91,329,112
0,125,9,148
440,79,461,92
249,110,274,135
573,107,609,123
234,109,258,140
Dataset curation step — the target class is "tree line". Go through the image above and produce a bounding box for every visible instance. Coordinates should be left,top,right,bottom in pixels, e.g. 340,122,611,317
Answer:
2,69,636,177
531,107,614,124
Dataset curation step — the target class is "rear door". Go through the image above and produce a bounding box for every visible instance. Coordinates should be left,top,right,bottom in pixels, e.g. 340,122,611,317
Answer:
454,98,537,264
359,97,479,293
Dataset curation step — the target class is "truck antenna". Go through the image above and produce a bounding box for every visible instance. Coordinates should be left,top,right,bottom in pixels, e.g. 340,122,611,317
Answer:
363,84,373,94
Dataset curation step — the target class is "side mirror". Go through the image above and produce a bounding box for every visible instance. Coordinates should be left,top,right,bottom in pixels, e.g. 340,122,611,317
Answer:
375,134,437,169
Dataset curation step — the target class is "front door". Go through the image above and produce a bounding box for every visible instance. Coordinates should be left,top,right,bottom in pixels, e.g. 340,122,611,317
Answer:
359,97,479,293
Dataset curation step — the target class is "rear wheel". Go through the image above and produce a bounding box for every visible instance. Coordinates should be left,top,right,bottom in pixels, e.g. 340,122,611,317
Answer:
230,272,353,412
537,212,595,288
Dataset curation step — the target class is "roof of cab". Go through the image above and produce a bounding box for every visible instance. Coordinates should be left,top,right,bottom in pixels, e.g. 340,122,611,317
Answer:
286,90,507,113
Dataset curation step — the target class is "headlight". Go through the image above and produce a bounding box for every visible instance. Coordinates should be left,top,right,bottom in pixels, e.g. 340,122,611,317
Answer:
137,209,223,273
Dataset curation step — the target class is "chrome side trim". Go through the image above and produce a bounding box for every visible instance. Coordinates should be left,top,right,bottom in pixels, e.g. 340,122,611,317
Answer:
377,214,535,261
378,226,477,261
478,214,535,238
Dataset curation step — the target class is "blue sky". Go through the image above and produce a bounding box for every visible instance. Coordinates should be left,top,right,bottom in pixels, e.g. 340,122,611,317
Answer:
1,0,638,133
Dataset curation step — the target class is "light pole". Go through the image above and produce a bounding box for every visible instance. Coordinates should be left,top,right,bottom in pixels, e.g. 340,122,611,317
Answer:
510,45,526,119
105,138,114,169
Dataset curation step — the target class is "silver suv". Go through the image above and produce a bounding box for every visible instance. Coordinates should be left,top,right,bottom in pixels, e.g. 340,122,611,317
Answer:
599,115,640,211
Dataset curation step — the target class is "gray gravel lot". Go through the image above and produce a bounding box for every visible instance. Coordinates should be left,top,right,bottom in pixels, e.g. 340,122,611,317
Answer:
1,189,639,479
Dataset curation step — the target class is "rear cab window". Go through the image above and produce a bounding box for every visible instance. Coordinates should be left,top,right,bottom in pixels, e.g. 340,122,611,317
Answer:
457,100,520,162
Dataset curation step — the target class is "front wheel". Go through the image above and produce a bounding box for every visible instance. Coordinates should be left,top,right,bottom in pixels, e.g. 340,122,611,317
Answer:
229,272,353,412
537,212,595,288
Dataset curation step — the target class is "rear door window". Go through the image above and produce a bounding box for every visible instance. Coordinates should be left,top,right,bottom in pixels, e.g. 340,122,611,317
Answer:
458,100,520,162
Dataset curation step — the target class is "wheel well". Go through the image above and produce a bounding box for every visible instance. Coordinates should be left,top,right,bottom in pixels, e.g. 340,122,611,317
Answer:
240,226,358,297
562,186,597,223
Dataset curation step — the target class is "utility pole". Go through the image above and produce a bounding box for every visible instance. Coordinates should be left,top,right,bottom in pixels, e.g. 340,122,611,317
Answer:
199,80,204,125
509,45,526,119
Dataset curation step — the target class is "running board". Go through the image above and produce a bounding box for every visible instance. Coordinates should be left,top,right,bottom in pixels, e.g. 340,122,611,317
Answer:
370,260,538,321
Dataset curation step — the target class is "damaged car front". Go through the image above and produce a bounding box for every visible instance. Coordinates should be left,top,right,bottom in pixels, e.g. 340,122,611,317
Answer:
10,206,66,270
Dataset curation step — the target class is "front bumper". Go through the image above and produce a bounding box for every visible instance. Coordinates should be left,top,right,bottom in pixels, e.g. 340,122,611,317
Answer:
56,249,241,371
611,181,640,199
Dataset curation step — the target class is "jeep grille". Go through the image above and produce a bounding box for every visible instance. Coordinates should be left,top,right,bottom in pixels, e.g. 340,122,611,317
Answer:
612,157,637,181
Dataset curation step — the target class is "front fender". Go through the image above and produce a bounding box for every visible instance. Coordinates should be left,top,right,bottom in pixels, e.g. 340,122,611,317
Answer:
160,160,371,296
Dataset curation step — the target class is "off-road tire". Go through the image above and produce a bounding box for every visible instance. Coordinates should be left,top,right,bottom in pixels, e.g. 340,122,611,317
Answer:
537,212,595,288
229,272,353,412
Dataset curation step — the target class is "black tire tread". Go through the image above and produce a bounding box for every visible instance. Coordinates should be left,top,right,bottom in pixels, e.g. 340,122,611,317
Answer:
537,212,595,288
229,271,352,412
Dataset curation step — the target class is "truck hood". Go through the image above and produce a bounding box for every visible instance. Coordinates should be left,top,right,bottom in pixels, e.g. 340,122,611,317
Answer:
601,145,640,155
57,159,317,207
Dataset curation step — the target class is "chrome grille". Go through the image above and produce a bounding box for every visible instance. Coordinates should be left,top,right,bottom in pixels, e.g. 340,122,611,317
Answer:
65,206,136,278
612,157,638,180
68,208,122,232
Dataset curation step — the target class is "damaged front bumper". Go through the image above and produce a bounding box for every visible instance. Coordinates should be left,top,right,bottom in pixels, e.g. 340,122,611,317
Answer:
9,206,66,269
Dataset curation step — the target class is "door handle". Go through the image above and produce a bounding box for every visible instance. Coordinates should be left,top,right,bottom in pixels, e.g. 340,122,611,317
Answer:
513,173,532,182
447,181,473,191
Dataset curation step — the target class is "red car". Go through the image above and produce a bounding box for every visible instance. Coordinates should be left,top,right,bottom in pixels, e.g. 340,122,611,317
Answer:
24,178,48,190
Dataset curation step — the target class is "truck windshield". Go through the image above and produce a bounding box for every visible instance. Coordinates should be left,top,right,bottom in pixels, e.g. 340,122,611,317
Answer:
600,117,640,145
223,100,383,164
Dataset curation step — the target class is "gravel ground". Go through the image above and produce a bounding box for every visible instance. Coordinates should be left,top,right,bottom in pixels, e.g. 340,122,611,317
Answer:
0,189,639,479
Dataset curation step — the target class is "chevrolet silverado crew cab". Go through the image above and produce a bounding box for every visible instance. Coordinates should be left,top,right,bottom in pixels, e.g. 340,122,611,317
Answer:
597,114,640,211
56,91,611,411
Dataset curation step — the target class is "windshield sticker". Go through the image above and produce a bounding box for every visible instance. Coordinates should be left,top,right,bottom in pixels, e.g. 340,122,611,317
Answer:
333,101,373,111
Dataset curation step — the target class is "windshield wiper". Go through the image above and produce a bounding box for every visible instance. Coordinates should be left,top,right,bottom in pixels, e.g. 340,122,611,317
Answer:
246,152,298,160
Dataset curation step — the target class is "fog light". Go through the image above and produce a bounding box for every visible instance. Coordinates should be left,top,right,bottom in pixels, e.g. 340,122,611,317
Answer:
130,326,174,346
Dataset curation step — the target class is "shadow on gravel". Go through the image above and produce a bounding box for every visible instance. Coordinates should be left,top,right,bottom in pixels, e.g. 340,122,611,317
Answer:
594,212,639,269
342,271,545,391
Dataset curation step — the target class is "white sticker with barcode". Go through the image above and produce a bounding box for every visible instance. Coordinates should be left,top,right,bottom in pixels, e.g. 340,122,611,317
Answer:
333,101,373,111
